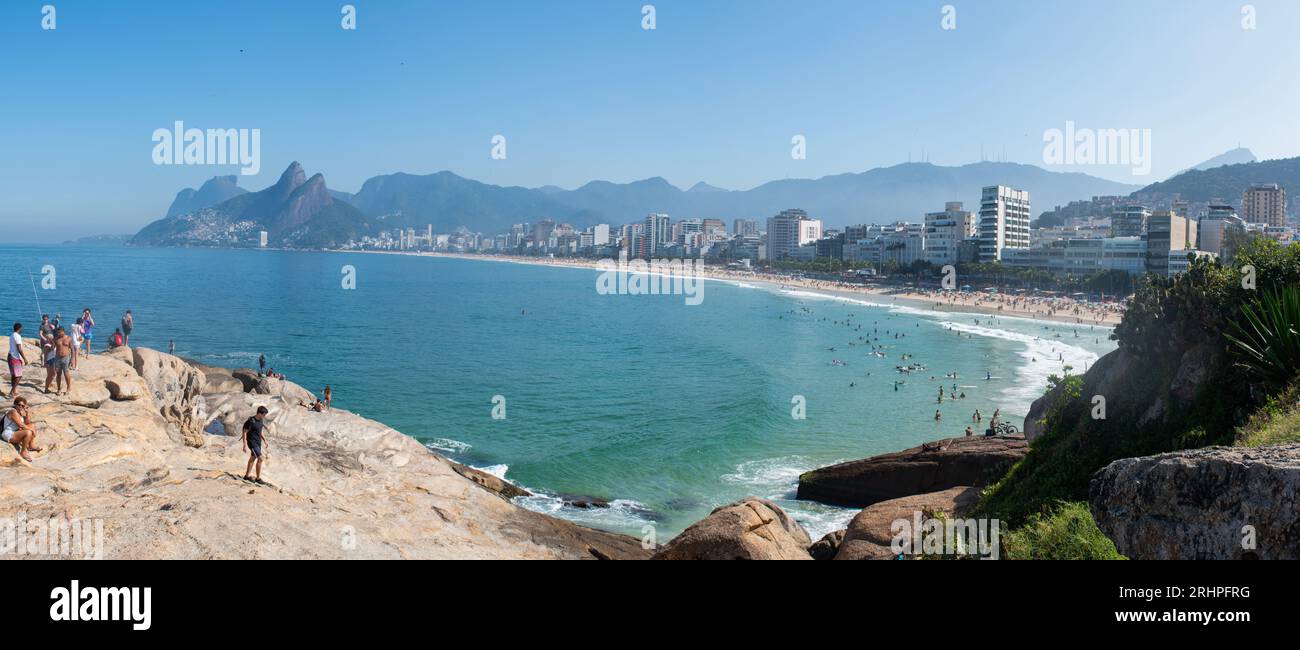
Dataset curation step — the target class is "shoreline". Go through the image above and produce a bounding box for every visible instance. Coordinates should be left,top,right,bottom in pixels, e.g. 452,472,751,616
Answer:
355,249,1124,328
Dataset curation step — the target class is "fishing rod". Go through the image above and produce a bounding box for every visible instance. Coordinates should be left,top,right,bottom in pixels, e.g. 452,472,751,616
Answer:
27,268,43,320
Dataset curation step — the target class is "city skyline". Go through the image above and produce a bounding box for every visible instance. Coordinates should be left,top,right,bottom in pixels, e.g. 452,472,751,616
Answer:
5,0,1300,239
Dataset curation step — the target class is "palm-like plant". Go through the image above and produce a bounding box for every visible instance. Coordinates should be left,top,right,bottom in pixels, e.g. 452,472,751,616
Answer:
1226,285,1300,387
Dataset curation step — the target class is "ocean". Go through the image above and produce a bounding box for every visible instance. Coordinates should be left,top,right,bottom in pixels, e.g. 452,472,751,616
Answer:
0,245,1117,540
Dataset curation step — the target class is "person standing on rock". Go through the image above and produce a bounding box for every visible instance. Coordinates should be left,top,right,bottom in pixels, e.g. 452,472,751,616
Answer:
71,317,84,370
50,327,74,396
7,323,28,399
80,309,95,357
242,406,270,484
120,311,134,347
323,385,332,411
258,354,266,377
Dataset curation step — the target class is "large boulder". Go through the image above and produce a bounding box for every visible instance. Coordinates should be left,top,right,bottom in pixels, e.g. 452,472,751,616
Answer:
446,460,531,500
797,436,1027,508
231,368,262,392
835,486,981,560
1090,444,1300,560
808,530,845,560
193,364,245,394
131,348,207,447
652,497,812,560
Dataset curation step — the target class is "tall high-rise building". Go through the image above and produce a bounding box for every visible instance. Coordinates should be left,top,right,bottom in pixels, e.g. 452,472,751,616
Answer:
593,224,610,246
765,209,822,261
534,219,556,248
923,201,976,266
978,186,1031,262
1241,183,1286,227
641,213,670,258
733,219,759,237
1111,205,1151,238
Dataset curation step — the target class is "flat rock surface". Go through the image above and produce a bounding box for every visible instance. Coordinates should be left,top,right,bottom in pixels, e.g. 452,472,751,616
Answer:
0,345,648,559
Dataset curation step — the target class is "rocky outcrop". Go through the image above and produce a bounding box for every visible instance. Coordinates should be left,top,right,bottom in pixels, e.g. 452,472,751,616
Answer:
446,460,531,500
808,530,845,560
231,368,262,392
834,486,981,560
1089,445,1300,560
652,498,813,560
1024,343,1224,441
129,347,207,447
797,436,1027,508
0,346,649,559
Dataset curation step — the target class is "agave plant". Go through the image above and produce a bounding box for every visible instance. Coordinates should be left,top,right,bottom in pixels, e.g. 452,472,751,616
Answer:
1226,285,1300,387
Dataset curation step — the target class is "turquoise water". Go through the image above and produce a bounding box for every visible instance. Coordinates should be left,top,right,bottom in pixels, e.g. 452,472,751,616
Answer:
0,245,1117,539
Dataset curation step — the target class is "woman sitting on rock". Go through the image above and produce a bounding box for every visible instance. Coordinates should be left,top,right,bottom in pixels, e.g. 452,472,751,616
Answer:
3,396,43,461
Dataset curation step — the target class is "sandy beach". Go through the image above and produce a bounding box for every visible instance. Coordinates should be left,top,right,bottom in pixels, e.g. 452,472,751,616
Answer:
360,250,1125,327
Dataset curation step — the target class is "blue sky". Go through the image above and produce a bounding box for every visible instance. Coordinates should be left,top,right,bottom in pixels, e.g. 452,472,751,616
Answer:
2,0,1298,240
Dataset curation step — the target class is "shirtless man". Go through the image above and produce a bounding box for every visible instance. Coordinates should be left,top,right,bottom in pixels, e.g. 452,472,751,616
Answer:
50,327,74,395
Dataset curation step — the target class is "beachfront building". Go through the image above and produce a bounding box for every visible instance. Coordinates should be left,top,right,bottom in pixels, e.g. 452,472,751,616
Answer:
1031,222,1112,247
978,185,1031,262
1241,183,1287,227
1111,205,1151,238
259,230,268,247
1002,236,1148,276
923,201,977,267
766,209,822,261
639,213,671,258
881,223,926,266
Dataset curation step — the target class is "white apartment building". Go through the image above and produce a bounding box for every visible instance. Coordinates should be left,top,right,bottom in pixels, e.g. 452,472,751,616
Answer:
766,209,822,261
978,185,1031,262
923,201,976,266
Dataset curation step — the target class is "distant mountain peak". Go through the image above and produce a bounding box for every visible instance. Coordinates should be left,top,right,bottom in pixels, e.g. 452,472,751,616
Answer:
687,181,728,193
275,161,308,192
164,174,248,218
1179,147,1257,176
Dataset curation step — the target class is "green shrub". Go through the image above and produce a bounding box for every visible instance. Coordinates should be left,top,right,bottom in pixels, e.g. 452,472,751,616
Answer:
1001,502,1124,560
1235,382,1300,447
1226,285,1300,389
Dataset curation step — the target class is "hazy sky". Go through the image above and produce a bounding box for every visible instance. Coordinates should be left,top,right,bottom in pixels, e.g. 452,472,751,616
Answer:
2,0,1298,240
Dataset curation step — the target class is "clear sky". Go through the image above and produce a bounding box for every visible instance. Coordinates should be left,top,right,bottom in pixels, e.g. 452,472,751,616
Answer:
2,0,1298,241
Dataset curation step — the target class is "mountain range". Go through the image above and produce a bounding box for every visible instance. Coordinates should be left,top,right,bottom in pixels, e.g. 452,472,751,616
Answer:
136,161,1142,247
136,150,1293,249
